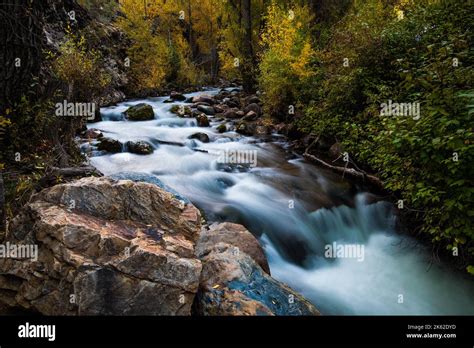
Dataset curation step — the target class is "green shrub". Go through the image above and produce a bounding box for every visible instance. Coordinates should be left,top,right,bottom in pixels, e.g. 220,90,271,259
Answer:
51,27,111,101
258,1,316,118
298,0,474,272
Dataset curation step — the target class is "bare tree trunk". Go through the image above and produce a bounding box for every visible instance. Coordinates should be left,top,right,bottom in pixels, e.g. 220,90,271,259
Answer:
0,0,43,112
0,172,5,241
241,0,256,93
188,0,197,60
210,21,219,82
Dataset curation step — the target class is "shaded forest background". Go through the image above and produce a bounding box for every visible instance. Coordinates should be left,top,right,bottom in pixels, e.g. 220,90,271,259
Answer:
0,0,472,273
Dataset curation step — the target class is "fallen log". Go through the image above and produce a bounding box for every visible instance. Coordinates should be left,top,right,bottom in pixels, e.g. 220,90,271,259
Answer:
303,152,385,191
155,139,185,147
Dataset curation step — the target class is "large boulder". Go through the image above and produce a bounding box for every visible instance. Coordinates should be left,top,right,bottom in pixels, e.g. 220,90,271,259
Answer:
0,177,202,315
124,103,155,121
193,223,320,316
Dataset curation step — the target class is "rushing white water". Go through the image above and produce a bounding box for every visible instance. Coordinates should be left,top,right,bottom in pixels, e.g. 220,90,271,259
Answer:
86,88,474,315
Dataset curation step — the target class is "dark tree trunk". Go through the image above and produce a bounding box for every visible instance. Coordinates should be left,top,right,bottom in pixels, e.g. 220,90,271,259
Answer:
0,0,44,113
241,0,256,93
0,172,5,241
210,20,219,83
187,0,198,61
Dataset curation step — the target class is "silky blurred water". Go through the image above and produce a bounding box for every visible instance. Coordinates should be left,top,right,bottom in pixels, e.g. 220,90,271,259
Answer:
86,88,474,315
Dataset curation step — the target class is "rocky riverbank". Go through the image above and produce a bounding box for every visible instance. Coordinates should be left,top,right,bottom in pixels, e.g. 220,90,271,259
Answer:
0,177,319,316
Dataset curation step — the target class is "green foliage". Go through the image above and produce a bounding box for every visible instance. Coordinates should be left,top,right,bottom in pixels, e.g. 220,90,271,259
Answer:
116,0,201,90
258,1,316,118
51,27,111,101
298,0,474,271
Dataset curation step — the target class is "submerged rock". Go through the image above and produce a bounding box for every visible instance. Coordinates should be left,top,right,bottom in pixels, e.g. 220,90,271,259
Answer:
216,124,227,133
196,114,210,127
170,105,192,117
126,141,154,155
124,103,155,121
188,133,210,143
97,137,122,153
0,177,202,315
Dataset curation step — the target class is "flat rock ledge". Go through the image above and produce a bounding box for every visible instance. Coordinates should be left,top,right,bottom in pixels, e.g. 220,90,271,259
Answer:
0,177,319,316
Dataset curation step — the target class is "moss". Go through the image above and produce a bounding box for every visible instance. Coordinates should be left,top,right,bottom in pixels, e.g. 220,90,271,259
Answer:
124,104,155,121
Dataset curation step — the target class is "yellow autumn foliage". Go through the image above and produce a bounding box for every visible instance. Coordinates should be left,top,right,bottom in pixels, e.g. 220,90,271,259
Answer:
116,0,169,89
52,26,110,100
259,1,315,117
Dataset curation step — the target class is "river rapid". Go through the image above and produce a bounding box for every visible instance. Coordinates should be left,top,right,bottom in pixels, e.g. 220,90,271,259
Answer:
85,88,474,315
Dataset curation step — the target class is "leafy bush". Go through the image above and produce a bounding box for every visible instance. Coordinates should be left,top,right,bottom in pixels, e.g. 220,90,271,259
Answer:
117,0,201,91
51,27,111,101
298,0,474,272
258,1,316,118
